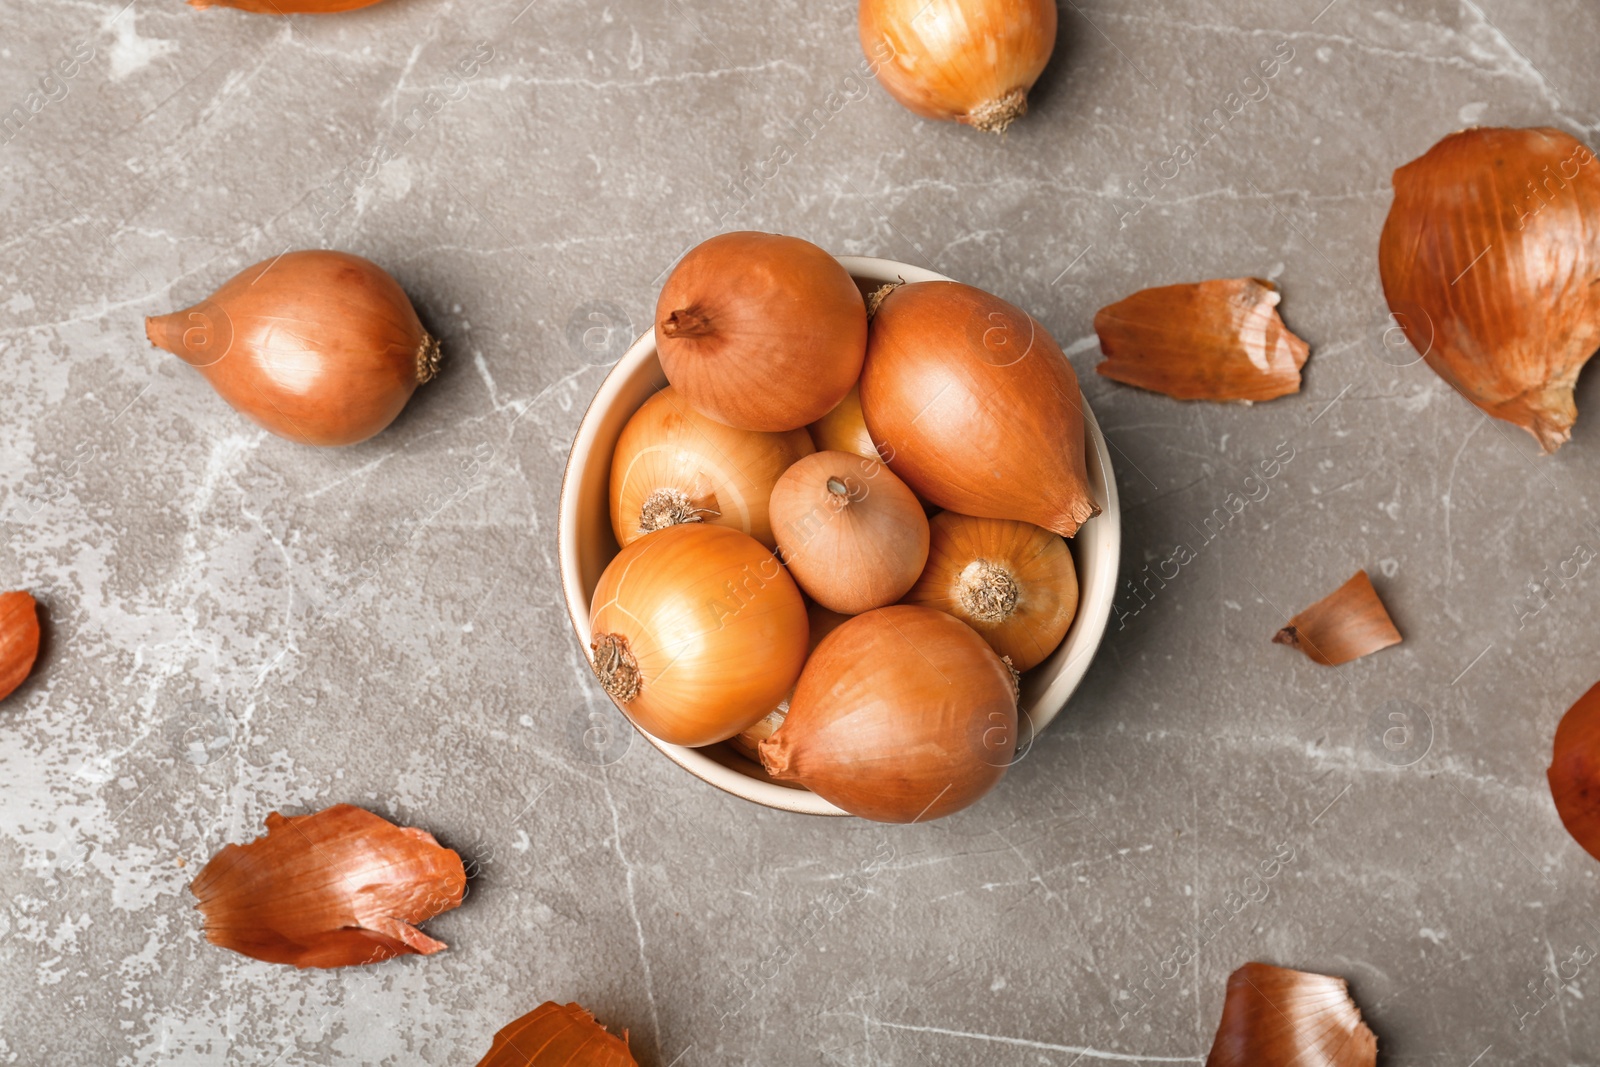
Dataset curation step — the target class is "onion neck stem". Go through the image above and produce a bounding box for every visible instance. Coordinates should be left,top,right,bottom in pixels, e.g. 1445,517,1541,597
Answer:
660,307,712,339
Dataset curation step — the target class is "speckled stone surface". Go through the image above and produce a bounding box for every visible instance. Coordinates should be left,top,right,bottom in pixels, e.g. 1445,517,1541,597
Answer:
3,1,1599,1064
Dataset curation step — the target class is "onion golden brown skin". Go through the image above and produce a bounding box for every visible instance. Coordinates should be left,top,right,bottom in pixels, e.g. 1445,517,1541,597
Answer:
860,280,1098,537
902,512,1076,671
859,0,1057,134
475,1002,639,1067
1379,127,1600,453
189,0,385,11
609,385,814,550
807,383,884,463
145,250,438,446
589,524,809,747
769,450,930,614
0,591,40,703
1547,679,1600,863
655,232,867,432
760,605,1016,822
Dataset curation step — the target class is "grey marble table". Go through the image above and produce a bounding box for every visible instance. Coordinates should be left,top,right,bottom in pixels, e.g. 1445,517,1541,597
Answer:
2,0,1598,1063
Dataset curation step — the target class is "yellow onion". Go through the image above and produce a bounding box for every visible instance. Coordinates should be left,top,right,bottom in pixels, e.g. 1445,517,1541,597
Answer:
807,384,883,462
903,512,1076,671
475,1002,638,1067
769,450,929,614
190,804,465,969
760,605,1016,822
1379,127,1600,452
146,250,438,446
610,386,814,550
859,0,1057,134
655,232,867,432
0,591,40,703
860,280,1098,536
589,524,808,746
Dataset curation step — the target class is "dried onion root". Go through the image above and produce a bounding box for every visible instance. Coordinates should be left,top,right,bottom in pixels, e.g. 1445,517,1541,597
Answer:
1272,570,1401,667
190,804,466,968
1206,962,1377,1067
1094,278,1310,402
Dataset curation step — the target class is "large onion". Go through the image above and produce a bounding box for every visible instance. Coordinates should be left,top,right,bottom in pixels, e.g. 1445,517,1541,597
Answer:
902,512,1076,671
769,450,929,614
860,280,1098,536
1379,127,1600,452
760,605,1016,822
588,524,808,746
610,385,813,550
655,232,867,432
859,0,1057,134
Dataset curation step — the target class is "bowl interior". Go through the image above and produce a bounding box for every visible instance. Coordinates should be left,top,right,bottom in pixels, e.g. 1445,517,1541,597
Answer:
558,256,1122,816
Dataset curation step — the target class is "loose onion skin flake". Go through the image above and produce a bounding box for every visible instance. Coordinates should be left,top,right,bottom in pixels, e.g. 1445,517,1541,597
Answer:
589,524,809,747
190,804,466,969
760,605,1017,822
859,0,1057,134
902,512,1077,671
1548,680,1600,862
861,281,1099,537
1206,962,1377,1067
1093,278,1310,402
475,1002,638,1067
1379,127,1600,453
0,591,40,703
609,386,814,550
655,232,867,432
1272,570,1401,667
145,251,438,446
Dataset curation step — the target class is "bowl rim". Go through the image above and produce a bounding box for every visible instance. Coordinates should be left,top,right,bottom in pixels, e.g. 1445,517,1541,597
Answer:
558,254,1122,816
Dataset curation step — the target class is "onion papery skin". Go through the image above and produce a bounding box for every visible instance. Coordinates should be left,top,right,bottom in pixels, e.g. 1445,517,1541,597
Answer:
860,280,1098,537
190,804,466,969
1272,570,1401,667
191,0,383,10
1379,127,1600,453
1548,679,1600,862
145,250,437,446
1205,962,1377,1067
655,232,867,432
610,386,814,550
903,512,1076,671
760,605,1016,822
0,591,40,702
808,384,884,463
589,524,809,747
859,0,1056,134
769,450,930,614
475,1002,638,1067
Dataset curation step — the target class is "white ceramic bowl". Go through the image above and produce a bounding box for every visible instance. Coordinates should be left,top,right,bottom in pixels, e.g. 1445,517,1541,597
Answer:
559,256,1122,816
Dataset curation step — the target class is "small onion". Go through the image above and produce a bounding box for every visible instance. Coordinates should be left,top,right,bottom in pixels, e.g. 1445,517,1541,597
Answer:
145,250,438,446
903,512,1077,671
760,605,1016,822
729,603,849,761
589,524,808,747
859,0,1057,134
860,280,1098,536
655,232,867,432
807,384,883,462
769,451,930,614
610,385,814,549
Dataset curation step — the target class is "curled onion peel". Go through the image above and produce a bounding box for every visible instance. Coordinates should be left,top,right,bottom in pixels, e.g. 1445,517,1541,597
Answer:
1205,962,1377,1067
475,1002,638,1067
1272,570,1401,667
1379,127,1600,453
